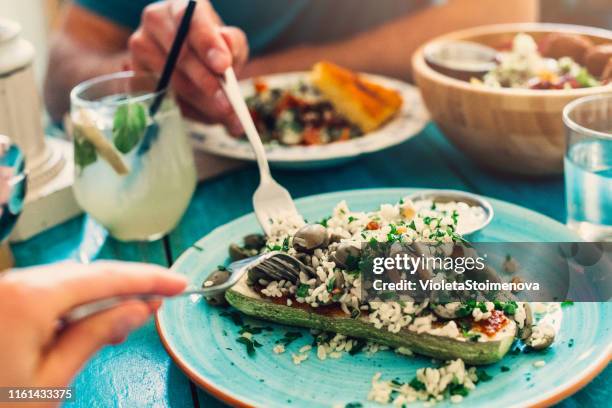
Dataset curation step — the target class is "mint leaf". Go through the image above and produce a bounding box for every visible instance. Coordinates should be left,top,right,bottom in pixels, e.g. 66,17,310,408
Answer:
113,102,147,154
74,136,97,169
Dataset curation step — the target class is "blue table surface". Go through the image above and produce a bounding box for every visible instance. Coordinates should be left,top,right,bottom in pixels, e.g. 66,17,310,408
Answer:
12,124,609,407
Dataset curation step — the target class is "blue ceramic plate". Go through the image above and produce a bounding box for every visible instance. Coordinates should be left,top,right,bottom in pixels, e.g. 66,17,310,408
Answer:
157,189,611,408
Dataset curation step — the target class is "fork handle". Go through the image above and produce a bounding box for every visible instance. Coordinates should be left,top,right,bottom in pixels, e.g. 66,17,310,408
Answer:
59,290,207,326
220,68,272,183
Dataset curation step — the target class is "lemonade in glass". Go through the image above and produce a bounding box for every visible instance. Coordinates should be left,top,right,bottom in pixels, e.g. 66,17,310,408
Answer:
70,71,196,241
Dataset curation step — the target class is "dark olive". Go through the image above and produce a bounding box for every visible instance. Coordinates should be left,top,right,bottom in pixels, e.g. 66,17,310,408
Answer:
333,269,345,289
432,302,461,319
293,224,329,252
519,303,534,340
332,243,361,269
202,269,230,306
243,234,266,250
229,243,251,261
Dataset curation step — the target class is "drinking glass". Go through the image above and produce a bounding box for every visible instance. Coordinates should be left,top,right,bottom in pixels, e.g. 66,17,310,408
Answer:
70,71,196,241
563,94,612,241
0,135,26,269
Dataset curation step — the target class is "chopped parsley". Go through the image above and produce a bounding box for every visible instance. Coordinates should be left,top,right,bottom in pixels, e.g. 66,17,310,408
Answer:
281,236,290,252
318,216,331,227
409,378,426,391
475,369,493,382
296,284,310,298
220,310,244,326
448,383,469,396
326,277,336,293
239,325,263,335
462,330,481,342
277,331,303,347
236,336,262,356
349,339,367,356
493,300,518,315
451,210,459,225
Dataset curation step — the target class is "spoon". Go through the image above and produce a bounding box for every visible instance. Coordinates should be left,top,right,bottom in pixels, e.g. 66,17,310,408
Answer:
405,189,494,236
424,40,498,81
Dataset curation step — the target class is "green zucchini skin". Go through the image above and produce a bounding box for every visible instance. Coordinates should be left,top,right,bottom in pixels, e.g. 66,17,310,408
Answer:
225,289,516,365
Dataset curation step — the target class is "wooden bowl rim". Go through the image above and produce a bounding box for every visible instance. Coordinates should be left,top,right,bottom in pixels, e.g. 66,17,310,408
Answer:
412,23,612,97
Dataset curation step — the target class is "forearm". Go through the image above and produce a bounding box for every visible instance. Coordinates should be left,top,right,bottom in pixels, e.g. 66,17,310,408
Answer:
242,0,538,80
44,34,129,123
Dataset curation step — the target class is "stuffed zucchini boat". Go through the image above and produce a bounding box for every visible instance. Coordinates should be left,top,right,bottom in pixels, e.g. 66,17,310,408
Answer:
225,276,518,365
207,198,541,366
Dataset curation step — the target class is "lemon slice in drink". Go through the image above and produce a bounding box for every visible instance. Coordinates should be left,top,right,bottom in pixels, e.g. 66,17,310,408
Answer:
72,109,130,175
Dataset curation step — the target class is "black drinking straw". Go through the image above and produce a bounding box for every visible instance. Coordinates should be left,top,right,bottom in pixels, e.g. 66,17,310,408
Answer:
139,0,197,154
150,0,197,115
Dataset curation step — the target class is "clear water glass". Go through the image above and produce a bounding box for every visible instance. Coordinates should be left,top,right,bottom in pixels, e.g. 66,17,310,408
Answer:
70,71,196,241
563,94,612,241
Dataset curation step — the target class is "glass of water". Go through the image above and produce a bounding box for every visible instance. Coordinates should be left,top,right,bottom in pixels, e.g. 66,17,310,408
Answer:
70,71,197,241
563,94,612,241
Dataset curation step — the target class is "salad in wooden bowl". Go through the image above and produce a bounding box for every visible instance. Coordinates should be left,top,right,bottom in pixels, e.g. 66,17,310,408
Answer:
412,23,612,175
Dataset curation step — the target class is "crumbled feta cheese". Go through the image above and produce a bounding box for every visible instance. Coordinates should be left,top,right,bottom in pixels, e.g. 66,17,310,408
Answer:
291,353,309,365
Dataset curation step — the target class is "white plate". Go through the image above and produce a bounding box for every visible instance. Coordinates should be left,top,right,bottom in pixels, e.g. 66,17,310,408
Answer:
188,72,429,169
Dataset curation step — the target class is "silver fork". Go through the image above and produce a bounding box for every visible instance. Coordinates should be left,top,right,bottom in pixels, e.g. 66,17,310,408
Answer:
60,251,304,326
219,68,301,235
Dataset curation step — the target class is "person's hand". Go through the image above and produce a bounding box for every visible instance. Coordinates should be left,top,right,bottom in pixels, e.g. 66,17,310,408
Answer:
0,261,187,388
128,0,249,135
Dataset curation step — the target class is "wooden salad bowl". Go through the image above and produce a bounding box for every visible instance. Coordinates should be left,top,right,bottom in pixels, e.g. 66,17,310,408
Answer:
412,23,612,176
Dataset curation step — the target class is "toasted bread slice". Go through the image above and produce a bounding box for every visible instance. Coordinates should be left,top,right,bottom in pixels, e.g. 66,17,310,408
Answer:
311,61,402,132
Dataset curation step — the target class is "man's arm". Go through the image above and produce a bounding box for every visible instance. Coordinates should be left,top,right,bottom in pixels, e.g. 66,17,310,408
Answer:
45,2,247,133
242,0,539,79
44,5,131,123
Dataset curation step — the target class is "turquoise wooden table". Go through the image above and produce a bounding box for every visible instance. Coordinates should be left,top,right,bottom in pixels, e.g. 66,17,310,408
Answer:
12,124,610,407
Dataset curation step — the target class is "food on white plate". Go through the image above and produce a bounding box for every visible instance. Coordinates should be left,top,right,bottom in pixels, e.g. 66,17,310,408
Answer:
311,61,403,133
470,32,609,89
245,61,402,146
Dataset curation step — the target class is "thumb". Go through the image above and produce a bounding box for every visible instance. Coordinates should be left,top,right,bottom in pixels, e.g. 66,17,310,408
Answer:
36,302,151,387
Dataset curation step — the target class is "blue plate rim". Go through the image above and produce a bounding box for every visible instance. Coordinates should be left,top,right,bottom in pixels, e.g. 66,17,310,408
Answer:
157,188,610,408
